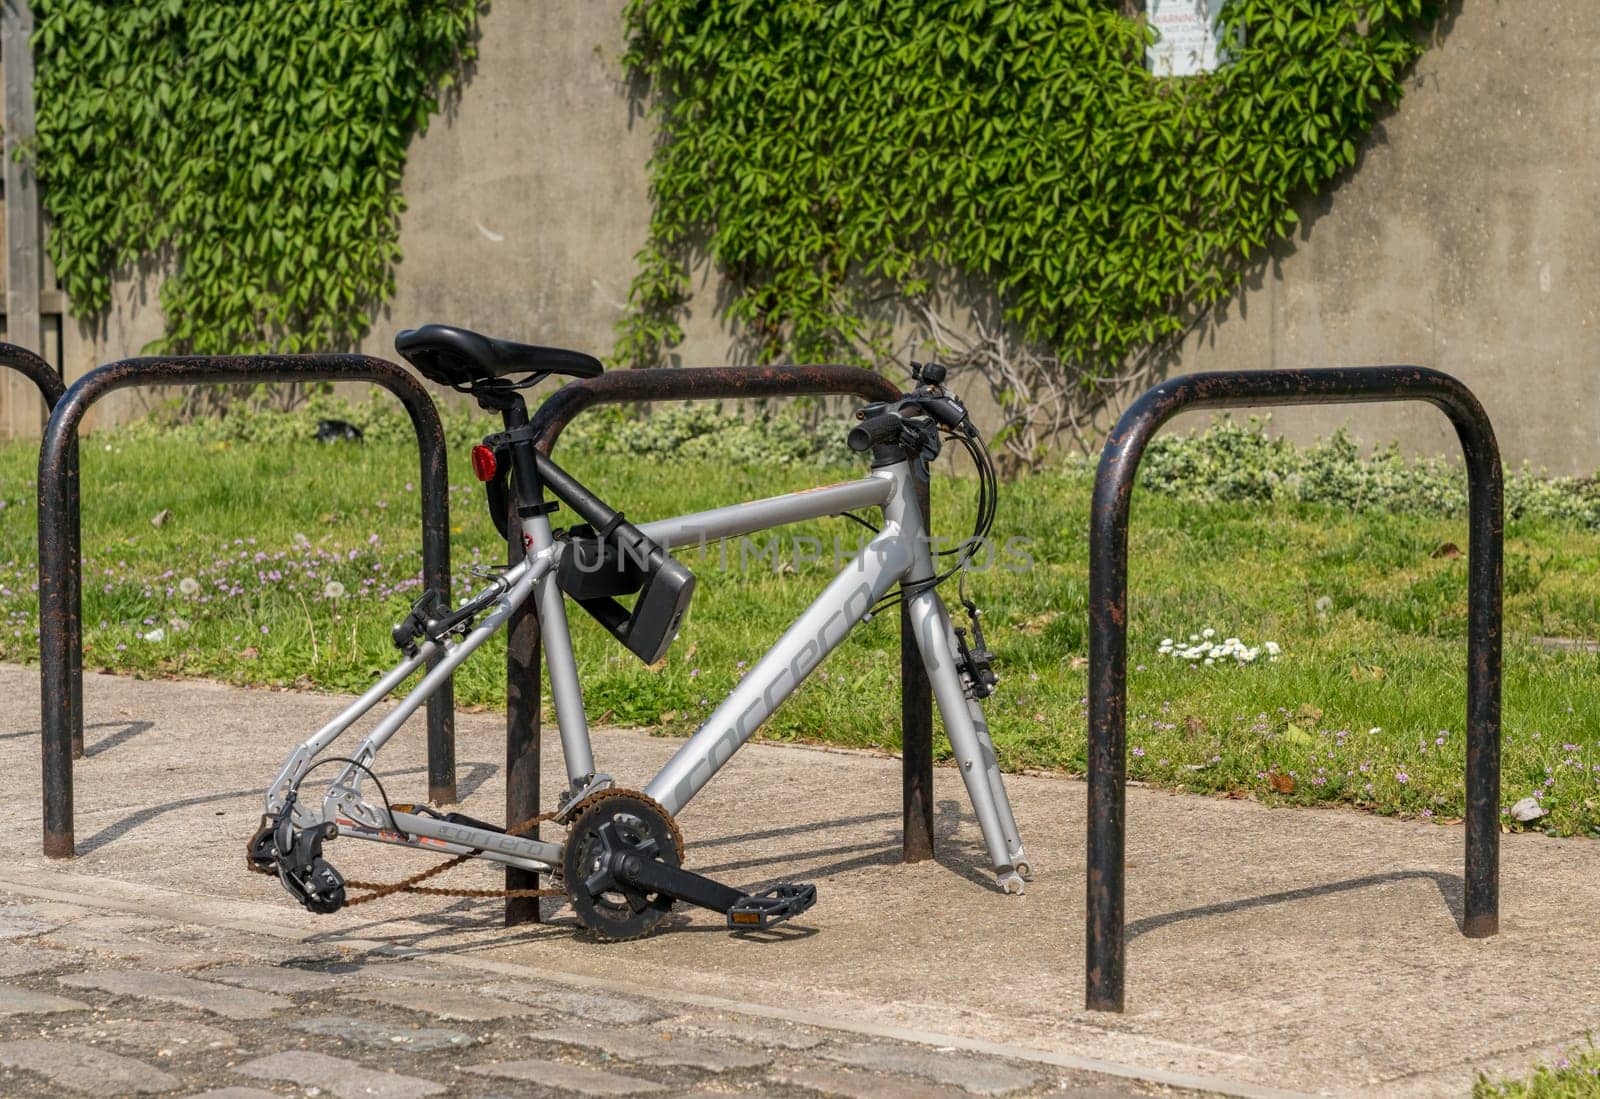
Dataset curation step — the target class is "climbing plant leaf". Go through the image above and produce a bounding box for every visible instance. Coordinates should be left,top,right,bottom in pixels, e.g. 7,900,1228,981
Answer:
31,1,481,355
618,0,1441,385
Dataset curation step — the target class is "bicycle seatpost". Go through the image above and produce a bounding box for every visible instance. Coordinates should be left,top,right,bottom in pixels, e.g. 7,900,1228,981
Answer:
473,381,548,518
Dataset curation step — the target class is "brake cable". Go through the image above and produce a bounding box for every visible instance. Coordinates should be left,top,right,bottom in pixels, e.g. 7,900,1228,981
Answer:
863,417,999,619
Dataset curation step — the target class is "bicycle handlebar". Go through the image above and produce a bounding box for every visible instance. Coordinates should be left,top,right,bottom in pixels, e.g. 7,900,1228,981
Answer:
847,413,904,452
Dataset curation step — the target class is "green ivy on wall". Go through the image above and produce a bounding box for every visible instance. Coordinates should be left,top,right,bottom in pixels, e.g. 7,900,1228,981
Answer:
618,0,1442,381
31,1,480,354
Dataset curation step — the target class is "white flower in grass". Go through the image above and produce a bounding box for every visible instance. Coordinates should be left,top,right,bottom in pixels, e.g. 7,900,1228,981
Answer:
323,580,347,600
178,576,201,597
1164,629,1280,666
1315,596,1333,613
141,628,165,643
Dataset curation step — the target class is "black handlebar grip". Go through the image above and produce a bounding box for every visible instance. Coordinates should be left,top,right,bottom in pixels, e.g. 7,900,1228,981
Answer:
848,413,902,452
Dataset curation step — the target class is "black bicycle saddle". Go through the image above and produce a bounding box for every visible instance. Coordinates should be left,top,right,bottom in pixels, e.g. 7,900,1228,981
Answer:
395,324,603,389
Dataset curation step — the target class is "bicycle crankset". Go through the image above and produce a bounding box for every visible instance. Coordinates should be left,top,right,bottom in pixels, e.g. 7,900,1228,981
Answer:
562,791,684,941
561,790,816,941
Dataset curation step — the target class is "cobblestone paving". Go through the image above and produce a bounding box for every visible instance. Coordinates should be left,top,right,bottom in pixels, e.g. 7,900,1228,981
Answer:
0,899,1206,1098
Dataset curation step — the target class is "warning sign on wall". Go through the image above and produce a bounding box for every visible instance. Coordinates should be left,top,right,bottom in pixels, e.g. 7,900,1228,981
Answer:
1145,0,1230,77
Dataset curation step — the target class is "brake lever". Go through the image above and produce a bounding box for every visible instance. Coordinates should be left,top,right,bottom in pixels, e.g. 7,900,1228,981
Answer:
913,393,972,433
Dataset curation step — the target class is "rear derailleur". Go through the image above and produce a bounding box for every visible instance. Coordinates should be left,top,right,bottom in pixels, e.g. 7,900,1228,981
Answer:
246,792,347,914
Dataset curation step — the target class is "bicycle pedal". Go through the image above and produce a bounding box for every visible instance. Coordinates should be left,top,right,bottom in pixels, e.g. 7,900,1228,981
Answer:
726,883,816,930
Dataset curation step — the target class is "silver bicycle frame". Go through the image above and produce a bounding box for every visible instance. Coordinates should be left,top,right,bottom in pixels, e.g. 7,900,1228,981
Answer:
265,457,1030,892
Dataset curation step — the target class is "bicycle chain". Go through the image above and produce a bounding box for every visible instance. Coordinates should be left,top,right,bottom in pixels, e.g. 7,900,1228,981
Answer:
245,787,684,909
339,806,563,907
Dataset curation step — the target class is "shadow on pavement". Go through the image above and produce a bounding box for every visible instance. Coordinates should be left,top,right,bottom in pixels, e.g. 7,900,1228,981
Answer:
691,798,999,893
0,719,153,758
76,760,500,854
1127,869,1465,941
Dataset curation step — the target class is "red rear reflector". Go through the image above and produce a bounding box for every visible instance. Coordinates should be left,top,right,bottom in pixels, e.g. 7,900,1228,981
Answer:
470,445,497,482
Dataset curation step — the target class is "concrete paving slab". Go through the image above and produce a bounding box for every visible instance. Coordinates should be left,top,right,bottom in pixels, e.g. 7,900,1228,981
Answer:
676,1013,830,1050
772,1063,978,1099
0,1038,180,1094
0,664,1596,1095
0,905,62,938
197,962,360,995
485,980,672,1024
531,1022,773,1071
0,983,87,1016
0,940,82,978
292,1013,482,1052
463,1057,668,1094
321,957,497,986
237,1050,445,1099
59,969,291,1019
56,1017,240,1052
819,1041,1043,1094
345,984,539,1021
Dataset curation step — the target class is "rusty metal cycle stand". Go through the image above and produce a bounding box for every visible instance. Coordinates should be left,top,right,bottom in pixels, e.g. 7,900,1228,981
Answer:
0,342,83,759
36,354,456,858
1086,366,1503,1012
501,364,933,925
0,340,65,408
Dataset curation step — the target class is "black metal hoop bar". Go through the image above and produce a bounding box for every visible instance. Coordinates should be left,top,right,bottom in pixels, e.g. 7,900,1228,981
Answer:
527,364,904,452
0,341,65,407
1086,366,1503,1013
36,354,455,858
499,364,932,926
0,342,84,781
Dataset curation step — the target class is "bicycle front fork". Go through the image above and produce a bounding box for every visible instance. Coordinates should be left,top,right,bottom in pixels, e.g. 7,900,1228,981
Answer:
906,588,1031,893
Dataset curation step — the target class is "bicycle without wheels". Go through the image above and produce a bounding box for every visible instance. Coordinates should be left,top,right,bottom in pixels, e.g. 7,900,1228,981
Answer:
249,324,1031,940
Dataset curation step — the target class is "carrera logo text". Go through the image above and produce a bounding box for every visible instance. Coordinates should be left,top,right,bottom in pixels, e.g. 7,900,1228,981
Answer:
670,576,875,808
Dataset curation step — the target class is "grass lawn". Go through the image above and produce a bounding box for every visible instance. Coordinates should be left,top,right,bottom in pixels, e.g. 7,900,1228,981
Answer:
1478,1043,1600,1097
1,411,1598,835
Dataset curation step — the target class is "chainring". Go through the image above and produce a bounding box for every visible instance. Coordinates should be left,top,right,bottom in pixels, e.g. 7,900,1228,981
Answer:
561,789,685,943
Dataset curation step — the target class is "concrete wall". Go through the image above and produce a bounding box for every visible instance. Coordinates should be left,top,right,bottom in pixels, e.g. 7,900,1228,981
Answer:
8,0,1598,473
360,4,656,361
1171,3,1600,473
